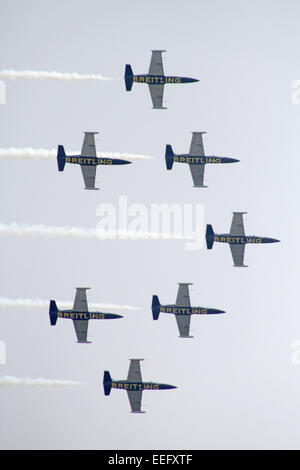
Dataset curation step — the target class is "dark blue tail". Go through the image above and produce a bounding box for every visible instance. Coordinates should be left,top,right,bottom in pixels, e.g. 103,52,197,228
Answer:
57,145,66,171
49,300,58,325
152,295,161,320
206,224,215,249
165,145,174,170
124,64,134,91
103,371,112,395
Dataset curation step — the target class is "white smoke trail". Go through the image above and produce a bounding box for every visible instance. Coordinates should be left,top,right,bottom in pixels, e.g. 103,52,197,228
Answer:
0,297,140,312
0,148,153,161
0,222,195,241
0,70,112,81
0,376,86,387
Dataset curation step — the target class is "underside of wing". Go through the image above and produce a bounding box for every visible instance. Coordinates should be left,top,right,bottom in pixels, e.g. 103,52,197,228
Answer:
189,132,206,156
81,165,98,190
148,84,165,109
230,244,247,267
73,288,90,312
127,390,143,413
175,315,192,338
127,359,143,382
176,283,192,307
73,319,89,343
189,164,205,187
148,50,165,76
230,212,246,235
81,132,98,157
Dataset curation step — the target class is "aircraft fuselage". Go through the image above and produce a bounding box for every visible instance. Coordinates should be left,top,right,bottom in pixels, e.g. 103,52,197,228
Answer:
57,310,122,320
111,380,176,391
173,154,239,164
213,234,280,244
133,74,198,85
159,305,225,315
64,155,131,166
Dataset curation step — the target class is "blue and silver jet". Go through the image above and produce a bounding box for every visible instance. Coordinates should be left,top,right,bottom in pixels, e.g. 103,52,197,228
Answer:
165,132,239,188
124,50,198,109
206,212,280,267
49,288,123,343
152,283,225,338
57,132,131,190
103,359,177,413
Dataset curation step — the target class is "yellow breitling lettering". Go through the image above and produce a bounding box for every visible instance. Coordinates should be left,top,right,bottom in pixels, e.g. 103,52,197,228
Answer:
64,312,69,318
175,78,181,83
146,77,150,83
220,236,226,242
124,383,129,390
112,382,117,388
256,238,262,243
214,236,219,242
180,157,185,162
145,384,152,390
153,384,159,389
160,307,165,312
58,311,63,318
166,308,172,313
78,157,83,164
118,384,123,389
174,156,179,162
133,77,138,82
139,77,145,83
66,157,71,163
201,309,207,314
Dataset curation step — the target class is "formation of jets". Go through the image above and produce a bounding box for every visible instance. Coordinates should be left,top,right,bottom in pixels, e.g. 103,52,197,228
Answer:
33,49,279,413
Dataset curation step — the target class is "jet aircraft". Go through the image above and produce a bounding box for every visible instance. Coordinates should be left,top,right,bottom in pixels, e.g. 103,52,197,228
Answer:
206,212,280,267
152,283,225,338
103,359,176,413
49,287,123,343
124,50,198,109
57,132,131,190
165,132,239,187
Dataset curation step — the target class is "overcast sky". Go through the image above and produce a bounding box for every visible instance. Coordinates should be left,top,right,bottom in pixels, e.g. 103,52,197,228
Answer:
0,0,300,450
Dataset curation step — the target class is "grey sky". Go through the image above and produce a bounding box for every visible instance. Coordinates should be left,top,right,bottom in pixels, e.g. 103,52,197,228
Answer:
0,0,299,449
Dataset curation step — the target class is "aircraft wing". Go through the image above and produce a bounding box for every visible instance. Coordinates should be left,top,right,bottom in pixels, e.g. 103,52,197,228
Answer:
176,283,192,307
148,84,165,109
175,315,192,338
127,390,143,413
230,244,247,267
81,165,98,190
73,287,90,312
189,132,206,156
127,359,143,382
73,319,89,343
81,132,98,157
148,50,165,75
189,164,205,187
230,212,246,236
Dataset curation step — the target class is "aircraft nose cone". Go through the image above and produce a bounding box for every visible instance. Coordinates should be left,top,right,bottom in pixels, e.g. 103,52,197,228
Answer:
207,308,226,314
116,159,132,165
160,383,177,390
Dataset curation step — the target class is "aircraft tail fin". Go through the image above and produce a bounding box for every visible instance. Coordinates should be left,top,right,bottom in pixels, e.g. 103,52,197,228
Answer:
151,295,161,320
103,371,112,396
124,64,134,91
206,224,215,249
49,300,58,325
57,145,66,171
165,145,174,170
